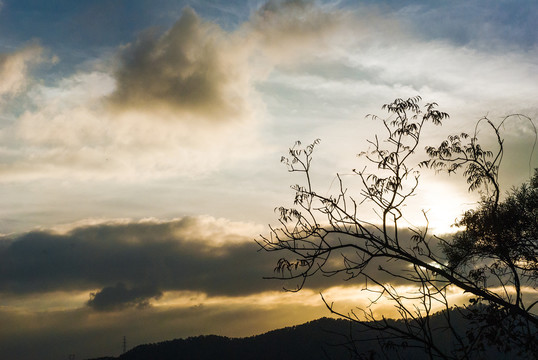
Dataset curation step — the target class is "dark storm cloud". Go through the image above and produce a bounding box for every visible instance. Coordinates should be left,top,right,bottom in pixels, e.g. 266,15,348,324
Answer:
0,216,434,311
0,218,281,302
108,7,246,121
87,282,162,311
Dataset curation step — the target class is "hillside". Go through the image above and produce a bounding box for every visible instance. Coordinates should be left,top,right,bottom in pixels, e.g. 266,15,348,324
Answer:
88,317,358,360
86,313,521,360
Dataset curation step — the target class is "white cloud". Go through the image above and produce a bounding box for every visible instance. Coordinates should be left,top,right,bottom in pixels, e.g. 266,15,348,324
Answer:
2,2,537,186
0,44,43,100
1,8,272,181
4,66,264,181
0,3,379,181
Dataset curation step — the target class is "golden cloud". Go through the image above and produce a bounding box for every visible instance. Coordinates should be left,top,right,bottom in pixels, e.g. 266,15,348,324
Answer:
0,43,44,99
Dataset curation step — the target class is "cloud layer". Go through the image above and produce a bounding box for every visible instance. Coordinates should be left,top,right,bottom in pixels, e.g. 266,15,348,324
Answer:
0,215,441,314
1,1,537,185
0,217,279,308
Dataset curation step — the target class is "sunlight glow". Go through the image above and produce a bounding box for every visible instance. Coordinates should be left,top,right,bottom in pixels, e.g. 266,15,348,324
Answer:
413,179,476,235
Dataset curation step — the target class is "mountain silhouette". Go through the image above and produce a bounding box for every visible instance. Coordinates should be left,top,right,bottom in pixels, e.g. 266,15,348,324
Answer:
87,312,521,360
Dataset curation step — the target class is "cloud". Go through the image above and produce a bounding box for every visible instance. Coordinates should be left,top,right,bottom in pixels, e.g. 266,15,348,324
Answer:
0,4,381,183
0,215,436,312
0,43,43,100
3,6,282,182
2,3,352,181
247,0,348,60
108,7,250,123
2,2,537,187
6,69,263,181
0,217,283,304
107,0,353,118
395,0,538,49
87,282,163,311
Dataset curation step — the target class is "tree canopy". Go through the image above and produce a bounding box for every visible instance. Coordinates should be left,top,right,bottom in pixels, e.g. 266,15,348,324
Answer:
259,97,537,359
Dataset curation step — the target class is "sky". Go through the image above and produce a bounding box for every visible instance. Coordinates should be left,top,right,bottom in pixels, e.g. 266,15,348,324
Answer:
0,0,537,359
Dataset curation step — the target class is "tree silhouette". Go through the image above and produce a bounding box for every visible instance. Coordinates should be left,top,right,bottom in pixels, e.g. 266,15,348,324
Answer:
259,97,537,359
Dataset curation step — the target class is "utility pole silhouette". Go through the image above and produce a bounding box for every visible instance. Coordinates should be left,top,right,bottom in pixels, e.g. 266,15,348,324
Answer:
122,336,127,354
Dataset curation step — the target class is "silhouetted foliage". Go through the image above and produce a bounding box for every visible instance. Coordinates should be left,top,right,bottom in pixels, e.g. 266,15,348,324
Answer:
438,170,538,356
259,97,537,359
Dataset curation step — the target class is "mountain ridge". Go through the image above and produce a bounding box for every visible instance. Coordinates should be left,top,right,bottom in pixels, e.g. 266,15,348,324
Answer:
87,312,521,360
87,317,366,360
